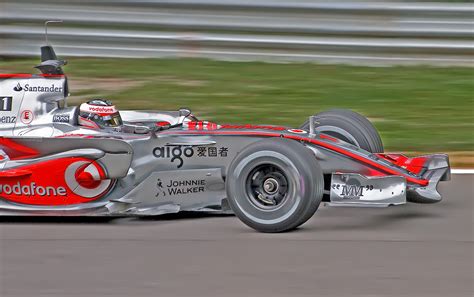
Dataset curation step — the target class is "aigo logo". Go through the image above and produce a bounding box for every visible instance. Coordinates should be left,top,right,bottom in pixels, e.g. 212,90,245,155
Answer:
152,145,230,168
153,146,194,168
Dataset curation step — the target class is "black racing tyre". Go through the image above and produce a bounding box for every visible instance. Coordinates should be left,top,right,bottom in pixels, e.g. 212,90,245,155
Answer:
226,138,324,233
299,109,384,153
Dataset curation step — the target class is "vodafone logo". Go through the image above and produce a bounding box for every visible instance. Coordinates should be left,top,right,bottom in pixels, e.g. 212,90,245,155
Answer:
84,106,117,114
64,161,112,198
0,182,66,196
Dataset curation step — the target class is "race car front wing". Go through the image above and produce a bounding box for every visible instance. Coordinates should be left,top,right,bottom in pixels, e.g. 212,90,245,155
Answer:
327,154,450,207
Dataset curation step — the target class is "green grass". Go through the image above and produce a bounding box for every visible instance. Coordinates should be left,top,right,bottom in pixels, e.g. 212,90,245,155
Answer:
1,58,473,152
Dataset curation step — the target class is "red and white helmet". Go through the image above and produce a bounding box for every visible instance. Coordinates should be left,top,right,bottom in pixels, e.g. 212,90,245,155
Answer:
78,99,122,129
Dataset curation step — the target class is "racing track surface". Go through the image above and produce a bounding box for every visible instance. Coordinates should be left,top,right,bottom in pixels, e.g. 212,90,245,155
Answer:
0,175,472,297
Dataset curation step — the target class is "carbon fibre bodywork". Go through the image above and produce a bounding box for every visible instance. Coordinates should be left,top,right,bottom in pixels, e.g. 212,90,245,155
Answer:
0,68,450,218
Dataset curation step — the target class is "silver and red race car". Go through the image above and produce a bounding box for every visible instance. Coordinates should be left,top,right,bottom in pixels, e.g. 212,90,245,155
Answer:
0,44,450,232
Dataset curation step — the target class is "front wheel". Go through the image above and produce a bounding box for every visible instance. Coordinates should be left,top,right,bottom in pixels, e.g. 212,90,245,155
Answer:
300,109,384,153
226,138,324,233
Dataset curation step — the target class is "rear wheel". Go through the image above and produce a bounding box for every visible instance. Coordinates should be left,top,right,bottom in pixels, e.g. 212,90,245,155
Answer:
226,138,324,233
300,109,384,153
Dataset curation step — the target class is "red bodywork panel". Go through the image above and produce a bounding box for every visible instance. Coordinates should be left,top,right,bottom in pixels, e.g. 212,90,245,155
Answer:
0,157,113,206
0,138,40,160
376,154,428,175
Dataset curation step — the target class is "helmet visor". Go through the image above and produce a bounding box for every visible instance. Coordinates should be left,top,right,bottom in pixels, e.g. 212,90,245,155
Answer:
102,112,123,127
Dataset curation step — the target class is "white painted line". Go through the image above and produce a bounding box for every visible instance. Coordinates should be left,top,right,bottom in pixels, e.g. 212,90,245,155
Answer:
452,169,474,174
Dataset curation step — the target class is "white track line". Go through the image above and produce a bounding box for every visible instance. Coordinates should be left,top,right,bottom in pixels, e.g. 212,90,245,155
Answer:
452,169,474,174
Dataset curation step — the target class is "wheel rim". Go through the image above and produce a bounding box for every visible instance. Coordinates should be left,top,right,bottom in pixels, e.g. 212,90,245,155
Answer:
246,164,289,210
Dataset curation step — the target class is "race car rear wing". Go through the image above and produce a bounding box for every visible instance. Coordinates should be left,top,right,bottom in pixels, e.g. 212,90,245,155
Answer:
36,21,67,76
35,45,67,76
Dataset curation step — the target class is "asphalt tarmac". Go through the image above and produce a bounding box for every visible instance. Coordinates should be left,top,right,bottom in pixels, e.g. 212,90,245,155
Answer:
0,175,472,297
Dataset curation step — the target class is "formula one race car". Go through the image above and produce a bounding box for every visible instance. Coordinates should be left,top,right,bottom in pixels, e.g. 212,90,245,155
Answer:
0,44,450,232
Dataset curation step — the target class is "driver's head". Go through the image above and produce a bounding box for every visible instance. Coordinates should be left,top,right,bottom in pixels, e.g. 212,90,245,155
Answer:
78,99,122,129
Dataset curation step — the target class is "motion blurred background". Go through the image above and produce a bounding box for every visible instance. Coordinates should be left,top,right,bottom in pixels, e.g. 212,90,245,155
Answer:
0,0,473,165
0,3,472,297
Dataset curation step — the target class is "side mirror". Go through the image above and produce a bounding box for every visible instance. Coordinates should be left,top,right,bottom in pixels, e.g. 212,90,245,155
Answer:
179,108,192,118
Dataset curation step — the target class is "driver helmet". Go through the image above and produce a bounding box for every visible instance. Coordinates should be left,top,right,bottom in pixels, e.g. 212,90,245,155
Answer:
78,99,122,129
